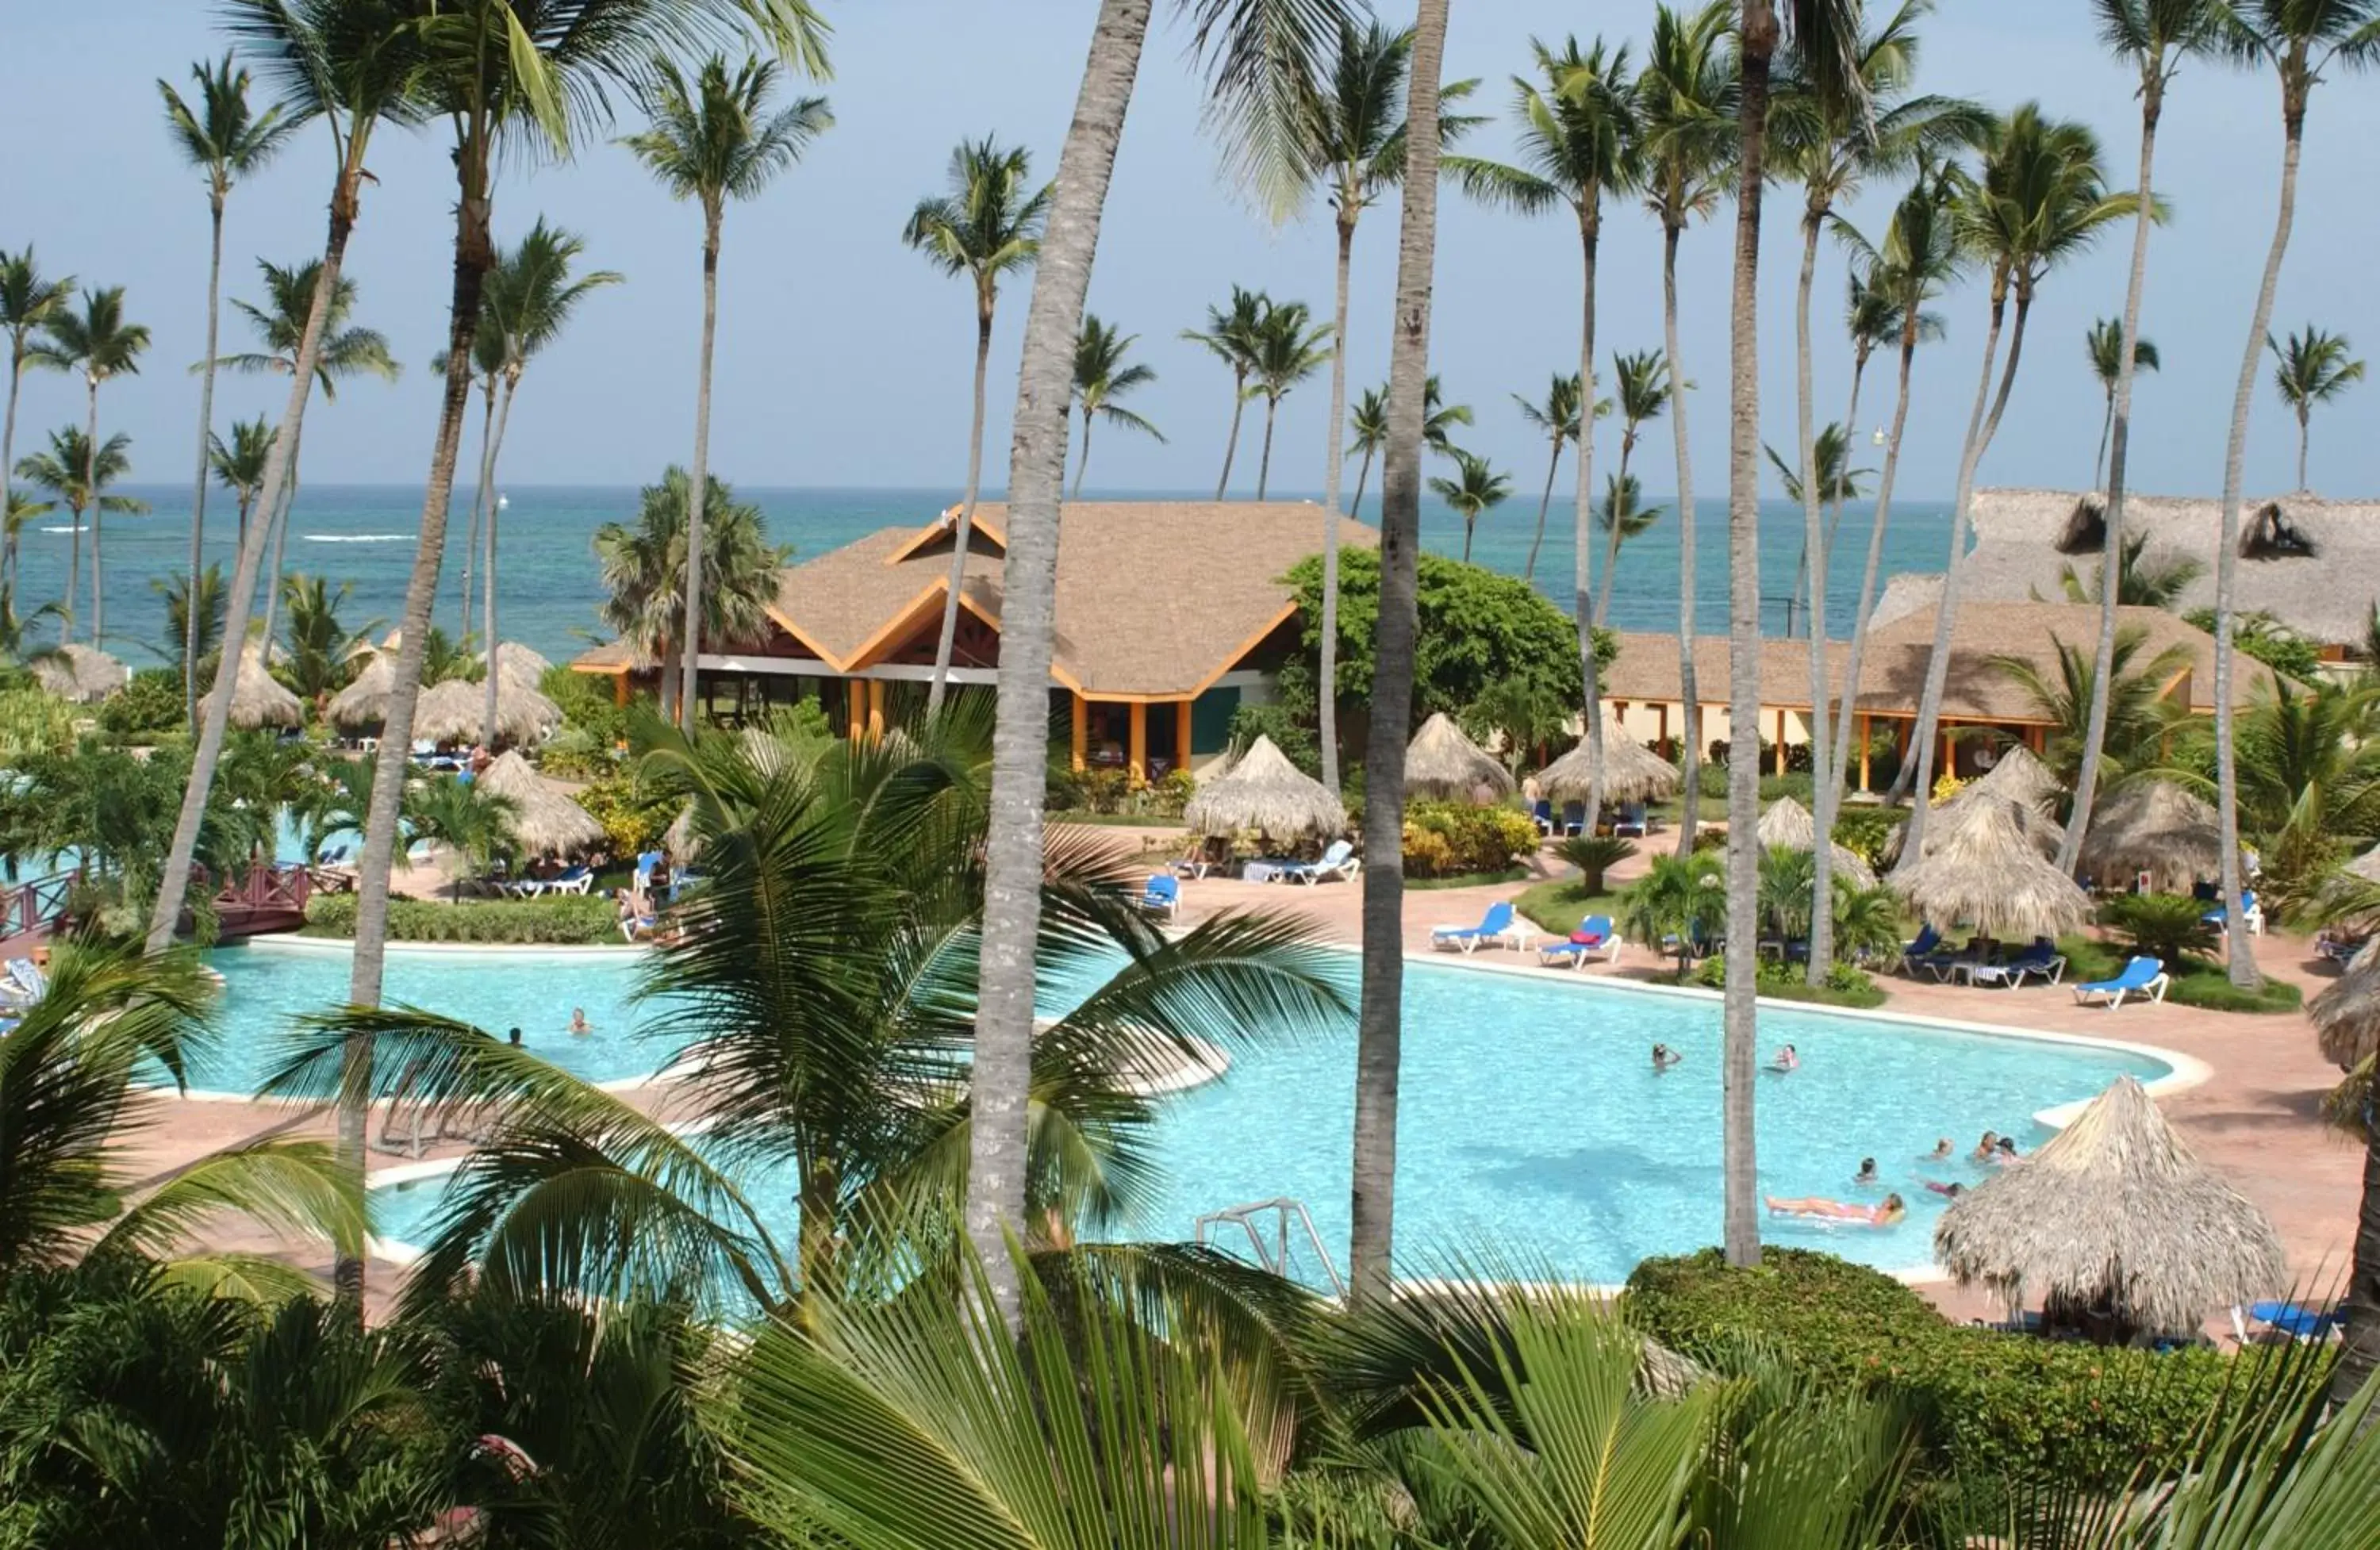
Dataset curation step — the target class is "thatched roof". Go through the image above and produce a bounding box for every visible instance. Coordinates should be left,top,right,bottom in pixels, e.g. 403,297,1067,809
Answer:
1968,742,2057,809
228,640,303,729
2078,779,2225,891
1933,1076,2287,1336
32,644,127,704
476,750,604,857
1888,793,2093,938
326,650,397,730
1881,745,2064,867
1405,712,1514,804
486,640,551,689
1755,796,1877,888
1182,736,1346,839
2310,938,2380,1069
409,674,561,747
1536,719,1683,806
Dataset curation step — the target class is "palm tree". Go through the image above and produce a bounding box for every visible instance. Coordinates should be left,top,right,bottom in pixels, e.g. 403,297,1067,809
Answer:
0,248,74,593
2268,324,2365,490
404,775,520,903
1990,627,2190,794
1246,297,1332,500
1511,374,1586,583
1068,313,1163,497
594,465,789,689
1427,450,1512,564
1448,34,1639,842
1597,349,1671,623
2086,316,2161,486
212,257,401,657
1637,1,1736,856
161,54,295,729
1767,420,1871,600
1182,285,1269,499
468,219,624,746
625,52,829,734
1345,386,1388,514
30,289,149,646
1596,472,1664,621
280,574,374,701
1898,106,2136,858
208,416,274,546
2057,527,2203,608
153,564,228,689
1828,267,1917,568
904,136,1049,716
15,428,147,643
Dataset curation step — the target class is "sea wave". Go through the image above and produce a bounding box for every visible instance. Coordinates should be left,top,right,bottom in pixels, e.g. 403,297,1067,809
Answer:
302,533,411,543
40,525,86,534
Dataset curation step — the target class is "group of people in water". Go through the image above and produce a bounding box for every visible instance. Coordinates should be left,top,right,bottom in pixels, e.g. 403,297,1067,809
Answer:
1767,1129,2024,1227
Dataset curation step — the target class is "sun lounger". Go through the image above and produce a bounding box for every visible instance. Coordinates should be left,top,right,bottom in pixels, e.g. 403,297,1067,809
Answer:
1138,874,1180,919
2203,890,2263,936
1537,915,1621,969
1281,839,1358,886
6,959,46,1003
1431,900,1515,954
1560,802,1587,837
2316,933,2368,966
2231,1299,2340,1345
1896,924,1956,979
1611,803,1649,838
1530,799,1555,835
1965,940,2066,988
2072,955,2168,1009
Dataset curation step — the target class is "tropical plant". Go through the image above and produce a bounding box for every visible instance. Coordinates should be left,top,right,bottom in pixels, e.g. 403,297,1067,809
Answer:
206,414,274,545
1245,297,1332,501
1766,421,1870,635
2057,528,2204,608
1991,627,2190,798
2086,313,2161,487
1068,313,1163,497
2102,890,2217,966
1426,448,1511,564
403,775,520,903
904,135,1047,714
280,574,374,700
14,426,147,645
625,51,829,733
29,287,149,646
1829,265,1921,578
594,466,788,697
1181,285,1269,500
1345,374,1470,521
161,52,295,728
152,563,228,690
1596,473,1664,620
1511,373,1584,583
0,247,74,591
417,625,482,689
2185,677,2380,911
2267,323,2365,491
1464,672,1572,775
1557,832,1637,892
1597,349,1672,623
1618,849,1728,980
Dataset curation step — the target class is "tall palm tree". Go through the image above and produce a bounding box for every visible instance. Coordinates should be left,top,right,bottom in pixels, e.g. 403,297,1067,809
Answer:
14,428,147,645
1597,471,1664,621
2268,324,2365,490
1829,267,1915,563
1181,285,1268,499
1897,106,2136,860
1511,372,1583,582
625,51,831,732
30,289,149,646
1345,385,1388,514
1598,348,1671,623
1776,424,1873,635
1448,34,1640,842
2210,0,2380,990
448,304,505,646
593,466,789,688
208,416,274,547
904,136,1049,715
0,250,75,594
469,218,624,746
2059,1,2227,892
160,54,295,728
1427,449,1512,564
212,257,400,661
1246,297,1332,500
1637,0,1737,856
1068,313,1163,497
2086,315,2162,486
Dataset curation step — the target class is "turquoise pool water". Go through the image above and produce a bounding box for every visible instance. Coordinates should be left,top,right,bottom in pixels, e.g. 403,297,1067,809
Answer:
342,945,2173,1286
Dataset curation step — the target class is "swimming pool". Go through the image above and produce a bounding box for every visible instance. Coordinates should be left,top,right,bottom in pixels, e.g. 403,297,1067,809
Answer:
332,942,2177,1286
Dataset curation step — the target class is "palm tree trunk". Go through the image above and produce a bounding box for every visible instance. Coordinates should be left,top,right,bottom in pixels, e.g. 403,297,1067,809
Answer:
259,426,302,655
1524,435,1558,583
1,344,24,589
2095,396,2113,489
480,374,518,747
678,212,725,731
1350,444,1374,516
1662,222,1701,854
1215,372,1246,499
82,378,100,644
1810,348,1871,980
60,499,78,647
2297,409,2309,492
1823,326,1917,816
2335,1116,2380,1417
927,309,994,716
1255,395,1277,501
1576,214,1605,833
1596,429,1635,625
458,374,495,641
1460,512,1474,563
1071,407,1093,498
1793,201,1836,984
2213,82,2303,992
186,194,228,727
969,0,1152,1334
2059,79,2164,879
1349,0,1448,1310
1318,215,1356,798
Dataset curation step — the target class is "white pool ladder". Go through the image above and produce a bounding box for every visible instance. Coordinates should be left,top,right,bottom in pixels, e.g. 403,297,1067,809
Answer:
1192,1197,1346,1300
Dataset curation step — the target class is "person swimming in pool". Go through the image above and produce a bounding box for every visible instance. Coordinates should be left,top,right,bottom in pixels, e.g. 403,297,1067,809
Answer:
1853,1157,1879,1185
1971,1130,2000,1162
1991,1136,2021,1165
568,1007,592,1037
1766,1192,1905,1226
1926,1138,1953,1161
1651,1042,1683,1072
1766,1043,1799,1072
507,1026,523,1046
1924,1180,1965,1198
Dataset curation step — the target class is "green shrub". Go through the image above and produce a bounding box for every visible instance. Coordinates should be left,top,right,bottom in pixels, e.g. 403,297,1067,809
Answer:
574,774,676,857
0,686,77,760
1829,806,1906,865
1402,800,1539,878
1223,703,1320,776
2098,892,2215,967
304,893,620,945
98,669,185,738
1690,955,1883,1007
1556,834,1636,892
1622,1249,2249,1496
1757,771,1814,804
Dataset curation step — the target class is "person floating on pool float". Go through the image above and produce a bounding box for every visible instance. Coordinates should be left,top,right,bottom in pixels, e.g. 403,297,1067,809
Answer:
1924,1180,1965,1198
1651,1042,1683,1072
1765,1043,1799,1072
1971,1130,2000,1162
568,1007,592,1037
1925,1138,1954,1161
1766,1192,1904,1226
1853,1157,1879,1186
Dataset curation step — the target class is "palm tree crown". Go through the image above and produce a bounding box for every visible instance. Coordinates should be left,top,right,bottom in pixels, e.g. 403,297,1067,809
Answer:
1428,449,1513,564
16,428,141,522
157,51,297,209
1447,34,1641,231
1636,2,1739,238
2088,315,2163,391
621,52,831,230
481,219,624,388
903,137,1051,324
217,259,400,399
1246,297,1334,500
594,466,788,671
2268,324,2364,489
209,416,276,539
32,287,150,392
1069,314,1163,498
0,248,75,366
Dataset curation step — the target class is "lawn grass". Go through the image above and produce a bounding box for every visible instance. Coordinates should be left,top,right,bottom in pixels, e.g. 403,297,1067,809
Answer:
2055,934,2304,1015
1407,865,1531,891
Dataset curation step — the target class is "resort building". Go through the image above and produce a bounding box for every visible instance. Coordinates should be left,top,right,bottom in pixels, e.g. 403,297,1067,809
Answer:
573,501,1372,777
1603,599,2291,786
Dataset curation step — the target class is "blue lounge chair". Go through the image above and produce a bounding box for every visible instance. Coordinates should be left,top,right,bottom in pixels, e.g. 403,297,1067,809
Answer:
1139,874,1180,919
2232,1299,2340,1345
1560,801,1587,837
2204,890,2263,936
1612,802,1649,838
1432,900,1516,954
2073,955,2169,1009
1967,938,2067,988
1537,914,1621,970
1282,839,1359,885
1897,924,1946,977
1531,799,1555,834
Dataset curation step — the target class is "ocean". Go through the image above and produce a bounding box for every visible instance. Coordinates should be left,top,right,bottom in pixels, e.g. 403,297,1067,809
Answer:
13,482,1960,668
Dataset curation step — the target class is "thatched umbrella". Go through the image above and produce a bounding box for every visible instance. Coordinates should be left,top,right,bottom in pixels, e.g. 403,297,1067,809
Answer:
1182,736,1346,840
1887,793,2092,939
1933,1075,2287,1337
326,650,397,731
1968,741,2058,810
476,750,604,857
486,640,551,689
2077,779,2225,891
1404,712,1514,804
410,674,560,747
1882,746,2064,867
228,639,303,729
2310,938,2380,1069
1536,719,1683,807
1756,795,1876,888
33,643,127,704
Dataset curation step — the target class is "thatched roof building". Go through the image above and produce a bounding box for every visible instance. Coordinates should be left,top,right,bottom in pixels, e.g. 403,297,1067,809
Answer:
1182,736,1346,839
1755,796,1877,888
1535,719,1683,806
32,644,127,704
476,750,604,857
228,640,303,730
1404,712,1513,804
2078,779,2225,891
1933,1076,2287,1337
2310,939,2380,1069
486,641,551,689
1888,794,2093,939
327,650,396,731
409,674,560,747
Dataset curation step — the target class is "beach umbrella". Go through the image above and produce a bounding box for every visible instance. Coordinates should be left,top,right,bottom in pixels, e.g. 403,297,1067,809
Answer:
485,640,552,689
410,674,560,747
1536,719,1683,807
2077,779,2226,892
1967,741,2059,810
1887,793,2092,940
1182,735,1346,840
31,643,128,704
2310,938,2380,1069
476,750,605,857
1404,712,1514,804
227,639,304,730
1755,795,1877,888
1881,747,2064,867
1933,1075,2286,1337
326,650,397,731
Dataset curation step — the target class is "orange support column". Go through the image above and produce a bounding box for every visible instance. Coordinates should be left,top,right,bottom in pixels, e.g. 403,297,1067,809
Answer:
1128,702,1148,782
612,671,629,708
1071,693,1088,773
1773,708,1788,775
1175,699,1192,773
846,680,864,740
1858,714,1873,792
866,679,886,739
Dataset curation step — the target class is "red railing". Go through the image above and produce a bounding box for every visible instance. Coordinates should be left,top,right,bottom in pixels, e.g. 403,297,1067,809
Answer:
0,869,80,942
213,864,313,914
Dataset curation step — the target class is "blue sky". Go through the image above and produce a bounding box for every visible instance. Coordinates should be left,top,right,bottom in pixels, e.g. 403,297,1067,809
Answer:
6,1,2375,501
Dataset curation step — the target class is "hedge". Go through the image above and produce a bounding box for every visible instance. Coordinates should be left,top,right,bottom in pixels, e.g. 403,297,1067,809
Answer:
1620,1249,2256,1498
304,893,622,945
